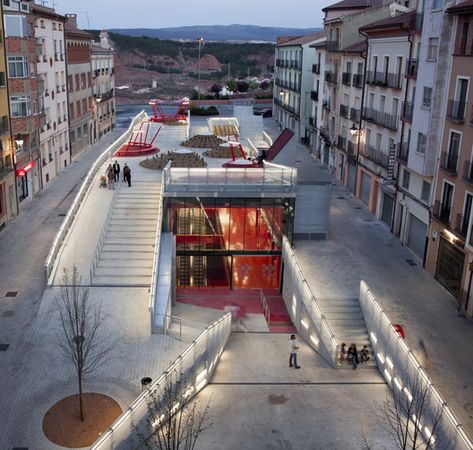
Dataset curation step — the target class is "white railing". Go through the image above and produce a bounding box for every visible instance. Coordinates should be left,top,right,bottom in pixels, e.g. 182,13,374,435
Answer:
149,164,170,332
281,236,340,366
359,281,473,450
89,312,232,450
163,164,297,194
44,111,148,284
246,138,259,159
89,189,119,283
263,130,273,147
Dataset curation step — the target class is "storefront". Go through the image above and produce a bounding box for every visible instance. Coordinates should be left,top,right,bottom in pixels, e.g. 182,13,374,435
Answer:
164,197,295,289
435,236,465,298
15,160,34,203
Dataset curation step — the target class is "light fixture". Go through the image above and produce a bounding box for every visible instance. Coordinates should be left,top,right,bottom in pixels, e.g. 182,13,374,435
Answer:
349,124,359,136
279,89,284,96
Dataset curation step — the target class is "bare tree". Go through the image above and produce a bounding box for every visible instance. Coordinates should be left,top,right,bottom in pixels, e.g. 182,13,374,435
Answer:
136,370,212,450
361,373,450,450
56,266,114,421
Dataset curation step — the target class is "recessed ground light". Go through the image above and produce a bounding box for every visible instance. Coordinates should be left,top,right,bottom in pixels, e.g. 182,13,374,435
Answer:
406,259,417,266
364,219,373,222
58,213,66,217
355,207,362,210
0,344,9,351
5,291,17,298
337,196,345,199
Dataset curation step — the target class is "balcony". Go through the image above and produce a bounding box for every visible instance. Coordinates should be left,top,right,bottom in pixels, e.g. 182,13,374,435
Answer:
360,145,389,169
322,99,331,111
325,71,338,84
433,201,451,225
312,64,320,74
319,126,330,141
352,74,363,88
406,59,418,78
311,90,319,101
439,150,459,175
342,72,352,86
463,161,473,184
362,107,399,130
350,107,360,122
276,59,283,67
446,100,467,123
336,135,347,150
325,40,340,52
366,71,402,89
401,101,413,123
397,142,409,164
273,97,297,115
347,141,357,156
455,213,468,238
0,158,14,179
309,116,317,127
340,104,349,119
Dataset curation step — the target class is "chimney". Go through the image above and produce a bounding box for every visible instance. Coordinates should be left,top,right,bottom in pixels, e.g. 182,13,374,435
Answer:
65,14,77,29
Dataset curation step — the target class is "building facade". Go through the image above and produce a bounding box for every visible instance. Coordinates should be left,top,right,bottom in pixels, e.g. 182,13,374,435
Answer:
425,0,473,314
65,14,92,158
0,0,17,229
32,4,69,186
90,31,115,144
4,0,43,204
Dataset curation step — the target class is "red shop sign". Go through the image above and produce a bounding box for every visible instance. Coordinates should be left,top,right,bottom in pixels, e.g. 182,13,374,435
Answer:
16,160,35,177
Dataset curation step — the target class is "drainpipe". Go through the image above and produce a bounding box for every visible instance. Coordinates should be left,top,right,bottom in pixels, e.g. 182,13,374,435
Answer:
391,24,414,235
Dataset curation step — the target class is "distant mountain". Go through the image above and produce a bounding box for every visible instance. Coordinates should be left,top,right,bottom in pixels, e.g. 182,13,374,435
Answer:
108,24,322,43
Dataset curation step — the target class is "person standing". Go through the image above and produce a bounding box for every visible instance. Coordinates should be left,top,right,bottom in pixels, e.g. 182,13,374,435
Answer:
106,164,115,190
289,334,301,369
347,343,359,370
123,163,131,187
113,160,120,182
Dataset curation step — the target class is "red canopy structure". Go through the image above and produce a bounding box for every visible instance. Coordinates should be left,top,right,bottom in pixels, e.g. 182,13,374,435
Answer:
148,97,190,124
114,122,161,157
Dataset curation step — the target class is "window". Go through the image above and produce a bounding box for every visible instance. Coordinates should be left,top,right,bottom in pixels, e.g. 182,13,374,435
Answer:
82,98,87,113
402,169,410,189
432,0,443,10
0,71,5,87
421,181,431,202
77,126,82,139
416,133,427,154
69,102,74,119
76,100,81,116
68,75,73,91
70,130,75,143
441,182,454,218
460,21,469,55
10,95,30,117
4,15,28,38
422,87,432,108
81,73,86,89
427,38,439,61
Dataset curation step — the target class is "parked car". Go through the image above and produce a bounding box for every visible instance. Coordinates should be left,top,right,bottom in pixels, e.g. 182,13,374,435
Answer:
254,108,272,117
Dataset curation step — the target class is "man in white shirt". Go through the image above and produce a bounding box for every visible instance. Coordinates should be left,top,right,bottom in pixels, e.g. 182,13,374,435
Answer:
289,334,301,369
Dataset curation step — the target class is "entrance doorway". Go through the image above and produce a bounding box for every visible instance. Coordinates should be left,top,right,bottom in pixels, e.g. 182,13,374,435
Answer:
435,236,465,298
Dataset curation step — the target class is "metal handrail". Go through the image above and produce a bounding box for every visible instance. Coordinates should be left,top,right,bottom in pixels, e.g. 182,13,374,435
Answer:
157,314,183,341
258,289,271,326
149,163,170,330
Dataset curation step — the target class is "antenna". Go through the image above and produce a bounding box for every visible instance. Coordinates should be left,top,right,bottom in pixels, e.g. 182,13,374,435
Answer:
80,11,91,29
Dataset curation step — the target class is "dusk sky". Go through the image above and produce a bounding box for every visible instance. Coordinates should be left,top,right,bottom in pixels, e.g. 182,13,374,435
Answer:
52,0,330,30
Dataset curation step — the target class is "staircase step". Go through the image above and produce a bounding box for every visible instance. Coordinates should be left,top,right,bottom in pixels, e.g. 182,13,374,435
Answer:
99,251,154,260
95,267,152,277
92,275,151,286
102,244,155,252
97,259,154,269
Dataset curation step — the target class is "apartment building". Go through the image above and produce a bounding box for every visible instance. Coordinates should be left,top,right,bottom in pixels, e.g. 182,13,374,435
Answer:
357,11,421,227
273,32,325,142
3,0,43,204
321,0,407,191
426,0,473,314
394,1,455,262
91,31,115,143
65,14,92,158
32,3,68,186
0,0,17,229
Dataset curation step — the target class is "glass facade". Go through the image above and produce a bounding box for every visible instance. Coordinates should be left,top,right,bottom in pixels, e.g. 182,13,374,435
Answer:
164,197,295,289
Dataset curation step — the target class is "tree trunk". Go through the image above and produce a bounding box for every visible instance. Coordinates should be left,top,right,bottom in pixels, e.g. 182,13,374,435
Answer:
79,372,84,422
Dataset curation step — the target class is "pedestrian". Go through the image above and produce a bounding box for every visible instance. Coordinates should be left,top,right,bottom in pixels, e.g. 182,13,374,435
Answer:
360,345,371,364
339,342,347,363
123,163,131,187
347,343,359,370
113,160,120,182
106,164,115,190
289,334,301,369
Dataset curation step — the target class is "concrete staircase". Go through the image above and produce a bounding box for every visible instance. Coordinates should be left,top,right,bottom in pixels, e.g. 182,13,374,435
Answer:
92,180,161,286
317,297,376,369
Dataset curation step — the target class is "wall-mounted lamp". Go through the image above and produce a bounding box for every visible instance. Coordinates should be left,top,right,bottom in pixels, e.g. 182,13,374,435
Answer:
14,134,24,148
279,89,284,96
350,124,361,137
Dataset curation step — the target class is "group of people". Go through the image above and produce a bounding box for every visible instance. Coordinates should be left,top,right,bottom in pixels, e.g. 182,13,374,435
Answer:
339,342,371,370
106,160,131,189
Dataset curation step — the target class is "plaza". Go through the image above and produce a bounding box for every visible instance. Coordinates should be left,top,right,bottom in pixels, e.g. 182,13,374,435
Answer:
0,105,472,449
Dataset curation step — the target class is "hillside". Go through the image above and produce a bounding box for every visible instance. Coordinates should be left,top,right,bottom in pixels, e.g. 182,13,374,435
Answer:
108,24,322,43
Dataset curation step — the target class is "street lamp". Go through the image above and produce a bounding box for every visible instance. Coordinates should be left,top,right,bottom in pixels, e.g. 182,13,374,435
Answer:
197,37,204,101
